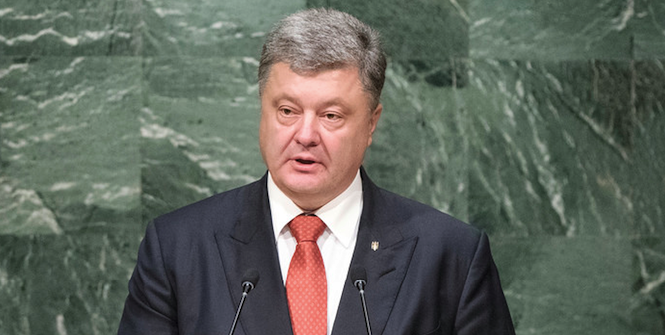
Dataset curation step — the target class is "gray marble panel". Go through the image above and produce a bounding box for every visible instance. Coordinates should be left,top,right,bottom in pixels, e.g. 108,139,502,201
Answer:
327,0,469,60
632,60,665,237
469,0,633,60
0,231,141,335
0,57,141,234
141,57,266,220
142,0,305,57
306,0,328,8
633,0,665,58
461,59,663,236
365,60,469,221
0,0,142,56
492,236,632,335
632,237,665,334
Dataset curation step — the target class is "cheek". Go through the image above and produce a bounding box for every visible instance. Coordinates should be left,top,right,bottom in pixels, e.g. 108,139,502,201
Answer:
258,115,268,142
336,132,370,160
259,120,279,158
261,124,292,156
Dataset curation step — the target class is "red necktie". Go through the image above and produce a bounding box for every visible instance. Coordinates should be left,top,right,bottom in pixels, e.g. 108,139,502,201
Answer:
286,214,327,335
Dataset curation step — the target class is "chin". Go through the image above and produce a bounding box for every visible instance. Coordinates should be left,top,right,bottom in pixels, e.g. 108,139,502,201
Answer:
282,178,323,195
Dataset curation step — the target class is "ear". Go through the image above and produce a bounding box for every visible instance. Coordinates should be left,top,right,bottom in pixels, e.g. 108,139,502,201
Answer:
367,103,383,146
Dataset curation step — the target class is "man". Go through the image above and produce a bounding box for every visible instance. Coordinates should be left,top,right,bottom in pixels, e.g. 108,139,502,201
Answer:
118,8,515,335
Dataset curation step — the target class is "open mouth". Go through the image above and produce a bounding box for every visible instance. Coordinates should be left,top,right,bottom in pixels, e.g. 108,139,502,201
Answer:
296,159,316,164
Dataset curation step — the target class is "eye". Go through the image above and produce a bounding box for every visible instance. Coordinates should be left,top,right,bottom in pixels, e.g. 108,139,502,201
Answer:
279,107,294,116
324,112,340,120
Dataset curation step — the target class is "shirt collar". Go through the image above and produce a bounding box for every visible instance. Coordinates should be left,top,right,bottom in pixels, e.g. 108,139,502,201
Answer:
268,171,363,248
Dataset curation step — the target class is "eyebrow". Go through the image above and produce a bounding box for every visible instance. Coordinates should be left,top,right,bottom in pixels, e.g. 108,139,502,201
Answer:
270,93,302,107
271,94,353,112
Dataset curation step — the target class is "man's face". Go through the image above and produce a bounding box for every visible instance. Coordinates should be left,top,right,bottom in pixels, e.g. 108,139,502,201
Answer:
259,62,382,211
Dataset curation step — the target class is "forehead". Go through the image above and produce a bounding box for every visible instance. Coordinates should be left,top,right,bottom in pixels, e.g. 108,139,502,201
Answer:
263,62,372,109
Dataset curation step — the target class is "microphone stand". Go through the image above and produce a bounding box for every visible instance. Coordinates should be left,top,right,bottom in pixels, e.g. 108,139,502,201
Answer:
229,269,259,335
229,282,253,335
355,279,372,335
351,266,372,335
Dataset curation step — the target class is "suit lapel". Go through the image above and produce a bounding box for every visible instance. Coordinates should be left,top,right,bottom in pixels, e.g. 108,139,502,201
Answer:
332,170,418,335
214,176,293,335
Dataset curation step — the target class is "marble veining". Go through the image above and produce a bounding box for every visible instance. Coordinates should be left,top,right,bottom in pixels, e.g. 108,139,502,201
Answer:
0,0,664,333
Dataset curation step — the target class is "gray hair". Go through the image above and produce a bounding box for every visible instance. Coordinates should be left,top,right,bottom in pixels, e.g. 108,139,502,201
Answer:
258,8,387,109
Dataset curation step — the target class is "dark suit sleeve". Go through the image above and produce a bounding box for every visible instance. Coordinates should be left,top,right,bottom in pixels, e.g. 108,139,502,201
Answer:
454,232,515,335
118,222,178,335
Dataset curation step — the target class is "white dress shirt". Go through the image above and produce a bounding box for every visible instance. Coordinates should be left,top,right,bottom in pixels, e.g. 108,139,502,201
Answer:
268,171,363,335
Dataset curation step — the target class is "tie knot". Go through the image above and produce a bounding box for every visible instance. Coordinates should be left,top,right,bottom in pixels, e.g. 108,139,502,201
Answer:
289,214,326,243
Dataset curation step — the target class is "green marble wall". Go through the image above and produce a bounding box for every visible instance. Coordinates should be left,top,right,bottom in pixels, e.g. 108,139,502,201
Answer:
1,0,663,334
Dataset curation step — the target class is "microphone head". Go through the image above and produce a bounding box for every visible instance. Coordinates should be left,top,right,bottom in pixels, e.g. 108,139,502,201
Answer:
350,266,367,289
242,269,260,292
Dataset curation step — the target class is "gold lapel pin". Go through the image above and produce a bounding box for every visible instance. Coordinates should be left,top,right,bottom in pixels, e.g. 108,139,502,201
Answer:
371,241,379,251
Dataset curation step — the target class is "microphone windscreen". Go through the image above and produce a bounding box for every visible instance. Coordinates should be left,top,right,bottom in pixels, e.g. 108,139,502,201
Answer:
242,268,260,287
350,266,367,283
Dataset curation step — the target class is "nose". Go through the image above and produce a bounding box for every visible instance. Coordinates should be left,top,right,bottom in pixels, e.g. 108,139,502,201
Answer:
294,113,320,147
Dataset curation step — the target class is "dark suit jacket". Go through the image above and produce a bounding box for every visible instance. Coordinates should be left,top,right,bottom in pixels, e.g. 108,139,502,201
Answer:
118,170,515,334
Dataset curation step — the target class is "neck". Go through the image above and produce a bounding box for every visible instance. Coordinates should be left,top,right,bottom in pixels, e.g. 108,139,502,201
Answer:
290,195,332,213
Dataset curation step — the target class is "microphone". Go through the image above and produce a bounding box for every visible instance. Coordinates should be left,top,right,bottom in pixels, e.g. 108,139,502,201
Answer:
228,269,260,335
350,266,372,335
241,269,259,294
